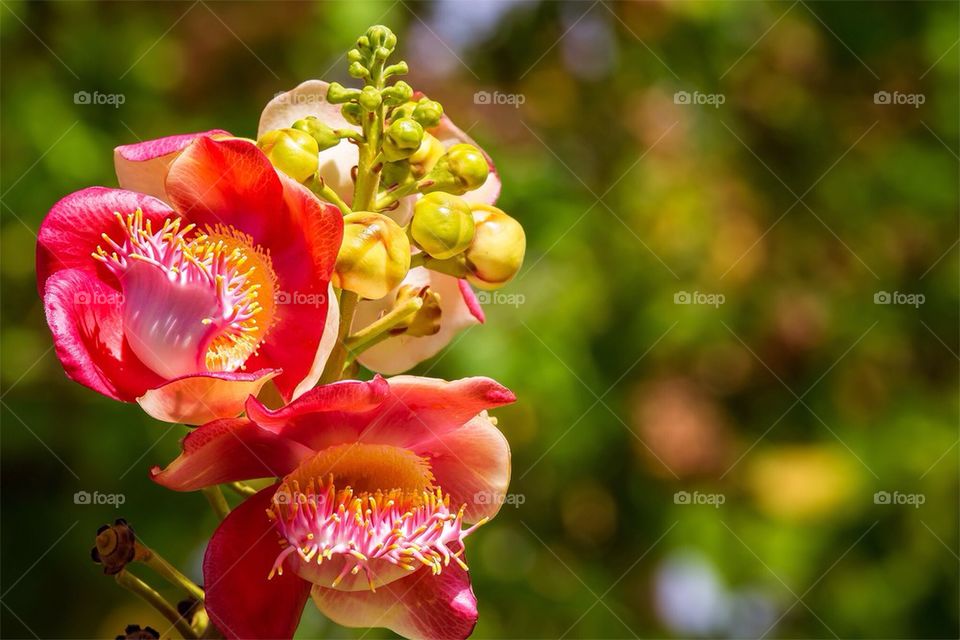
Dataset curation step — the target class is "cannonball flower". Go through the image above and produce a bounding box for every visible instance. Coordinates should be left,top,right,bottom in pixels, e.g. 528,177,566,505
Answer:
151,375,514,639
37,135,343,424
260,82,501,374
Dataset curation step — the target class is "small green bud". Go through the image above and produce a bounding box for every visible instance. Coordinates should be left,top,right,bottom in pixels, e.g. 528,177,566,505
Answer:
333,212,411,300
382,81,414,107
446,144,489,190
381,160,413,188
359,86,382,111
291,116,341,152
384,61,409,78
341,103,363,126
347,49,363,64
464,204,525,290
393,285,442,337
410,192,475,260
348,61,369,79
412,99,443,128
256,128,319,183
326,82,360,104
383,118,424,162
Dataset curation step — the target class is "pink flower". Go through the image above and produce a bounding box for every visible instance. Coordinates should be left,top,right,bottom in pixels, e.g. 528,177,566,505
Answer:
260,82,501,374
152,375,514,639
37,134,343,424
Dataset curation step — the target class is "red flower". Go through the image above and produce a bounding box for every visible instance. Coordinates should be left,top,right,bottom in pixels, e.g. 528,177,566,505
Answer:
152,375,514,639
37,134,343,424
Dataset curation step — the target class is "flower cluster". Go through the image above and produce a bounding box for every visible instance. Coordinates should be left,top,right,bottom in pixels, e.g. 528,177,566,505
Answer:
37,25,523,640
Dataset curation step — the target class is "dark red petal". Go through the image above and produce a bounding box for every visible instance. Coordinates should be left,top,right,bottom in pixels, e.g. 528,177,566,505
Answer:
43,269,162,401
151,417,314,491
36,187,175,294
204,486,311,640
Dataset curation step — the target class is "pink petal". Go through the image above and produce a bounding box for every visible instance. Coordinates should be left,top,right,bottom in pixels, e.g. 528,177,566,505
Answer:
354,269,484,375
258,80,359,204
36,187,175,293
246,376,514,455
114,130,230,203
43,269,163,401
165,138,343,400
311,563,478,640
151,417,314,491
137,369,280,425
204,485,311,639
413,412,511,522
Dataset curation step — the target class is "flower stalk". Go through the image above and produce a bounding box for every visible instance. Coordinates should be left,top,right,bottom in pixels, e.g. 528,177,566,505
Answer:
115,570,198,640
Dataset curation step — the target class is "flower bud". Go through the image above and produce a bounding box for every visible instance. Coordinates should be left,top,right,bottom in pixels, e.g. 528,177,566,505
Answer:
359,86,382,111
91,519,138,575
464,205,525,290
393,285,442,337
291,116,341,151
410,192,475,260
412,99,443,128
256,128,319,183
383,118,424,162
334,212,411,300
447,144,490,190
382,81,413,106
341,103,363,126
326,82,360,104
408,132,445,177
422,144,490,195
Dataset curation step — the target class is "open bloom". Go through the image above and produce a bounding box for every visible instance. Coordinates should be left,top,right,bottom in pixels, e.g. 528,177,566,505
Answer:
260,82,501,374
152,375,514,639
37,135,343,424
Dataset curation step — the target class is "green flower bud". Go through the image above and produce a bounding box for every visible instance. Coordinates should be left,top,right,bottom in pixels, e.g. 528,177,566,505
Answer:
446,144,489,191
381,160,413,189
384,61,409,78
348,61,369,79
408,132,445,178
359,86,382,111
383,118,424,162
326,82,360,104
410,192,475,260
464,204,525,290
291,116,341,151
412,99,443,128
341,103,363,126
256,128,319,183
393,285,442,337
382,81,414,107
333,212,411,300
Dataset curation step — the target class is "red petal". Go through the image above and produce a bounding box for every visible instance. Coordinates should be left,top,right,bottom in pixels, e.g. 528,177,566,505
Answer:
114,130,230,202
36,187,174,294
151,417,314,491
165,138,343,399
204,486,311,639
136,369,279,425
43,269,162,401
311,563,478,640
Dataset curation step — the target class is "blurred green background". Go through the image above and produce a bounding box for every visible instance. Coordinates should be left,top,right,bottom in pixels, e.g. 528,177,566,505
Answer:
2,1,958,638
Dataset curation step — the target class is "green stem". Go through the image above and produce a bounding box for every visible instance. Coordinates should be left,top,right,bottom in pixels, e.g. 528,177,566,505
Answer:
138,545,205,602
115,570,198,640
319,291,359,384
375,178,421,210
345,295,423,356
225,481,257,497
201,486,230,521
306,176,351,215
